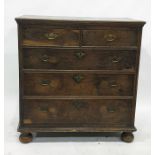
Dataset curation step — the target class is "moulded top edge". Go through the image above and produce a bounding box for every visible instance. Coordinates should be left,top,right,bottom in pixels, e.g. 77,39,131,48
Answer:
15,15,146,26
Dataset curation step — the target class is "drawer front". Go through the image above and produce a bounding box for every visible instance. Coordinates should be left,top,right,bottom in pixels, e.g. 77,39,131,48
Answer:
23,48,136,71
22,27,80,46
22,99,132,127
83,29,138,46
23,73,134,96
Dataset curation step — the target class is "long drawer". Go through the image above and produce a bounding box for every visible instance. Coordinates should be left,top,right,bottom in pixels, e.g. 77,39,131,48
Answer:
22,99,132,127
23,73,134,96
23,48,136,71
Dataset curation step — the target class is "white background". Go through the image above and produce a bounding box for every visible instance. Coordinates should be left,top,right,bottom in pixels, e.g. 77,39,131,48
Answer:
4,0,151,155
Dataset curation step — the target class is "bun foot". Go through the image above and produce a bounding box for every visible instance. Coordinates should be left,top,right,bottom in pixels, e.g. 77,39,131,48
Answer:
19,133,33,143
121,132,134,143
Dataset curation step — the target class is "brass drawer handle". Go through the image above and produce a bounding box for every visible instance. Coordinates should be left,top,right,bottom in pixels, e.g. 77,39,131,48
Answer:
41,54,49,62
41,55,58,64
75,51,86,59
104,34,116,42
39,106,49,112
45,32,58,40
111,84,117,87
39,106,55,113
107,107,115,113
41,80,50,86
112,56,121,63
72,101,86,109
72,74,84,83
110,81,118,87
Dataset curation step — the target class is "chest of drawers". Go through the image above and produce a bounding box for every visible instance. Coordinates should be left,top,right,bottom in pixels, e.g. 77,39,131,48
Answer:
15,16,145,143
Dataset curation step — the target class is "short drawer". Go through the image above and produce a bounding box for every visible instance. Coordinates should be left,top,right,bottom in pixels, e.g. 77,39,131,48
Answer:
23,48,136,71
22,27,80,46
23,73,134,96
22,99,132,127
83,29,138,46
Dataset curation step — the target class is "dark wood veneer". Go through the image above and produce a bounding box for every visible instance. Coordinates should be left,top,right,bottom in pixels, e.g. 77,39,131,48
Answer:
23,48,136,71
15,15,145,143
23,73,134,96
22,99,132,126
22,27,80,46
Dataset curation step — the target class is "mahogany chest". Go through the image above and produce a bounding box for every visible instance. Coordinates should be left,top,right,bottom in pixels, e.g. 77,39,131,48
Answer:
15,16,145,143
